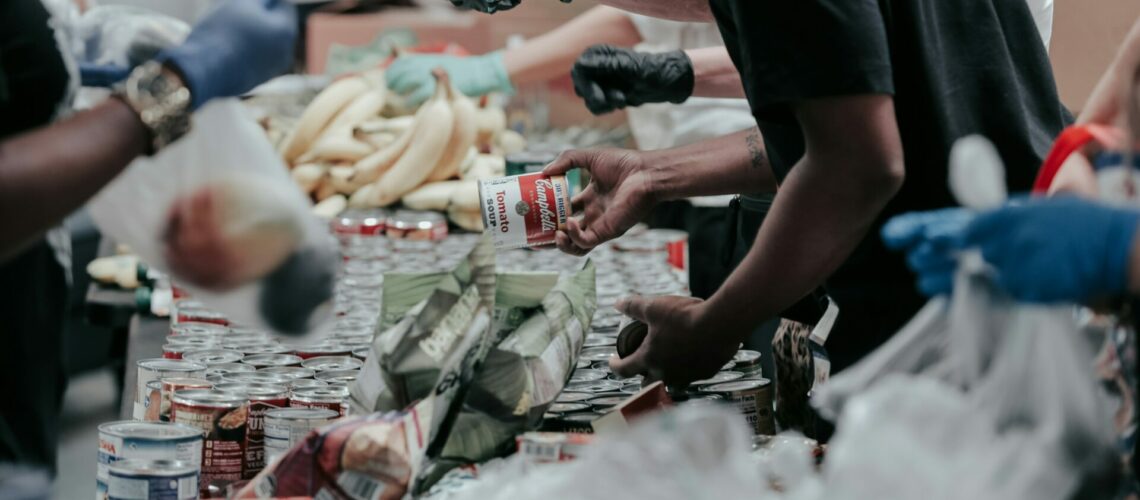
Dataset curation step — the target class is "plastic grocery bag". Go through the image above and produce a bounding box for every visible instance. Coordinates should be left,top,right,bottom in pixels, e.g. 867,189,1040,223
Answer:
815,254,1120,499
87,101,337,334
435,404,794,500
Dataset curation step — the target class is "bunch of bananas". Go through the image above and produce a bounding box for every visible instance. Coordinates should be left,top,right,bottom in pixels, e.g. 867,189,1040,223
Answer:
278,68,525,230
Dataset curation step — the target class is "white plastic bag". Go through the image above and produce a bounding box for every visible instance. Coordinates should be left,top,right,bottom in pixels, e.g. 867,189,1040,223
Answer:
87,100,336,334
816,255,1119,500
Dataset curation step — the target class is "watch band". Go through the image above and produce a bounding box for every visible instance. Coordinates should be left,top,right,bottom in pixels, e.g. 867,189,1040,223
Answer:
114,61,192,154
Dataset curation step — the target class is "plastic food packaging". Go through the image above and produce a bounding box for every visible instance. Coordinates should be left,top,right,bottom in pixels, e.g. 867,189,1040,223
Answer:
351,236,596,487
87,101,337,334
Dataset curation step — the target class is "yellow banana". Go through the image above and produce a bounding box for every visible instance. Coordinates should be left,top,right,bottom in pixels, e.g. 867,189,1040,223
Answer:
291,163,326,194
350,124,413,185
296,133,375,164
447,180,480,212
401,181,462,211
361,69,455,207
474,104,506,148
459,153,505,181
427,79,478,182
321,88,387,138
328,166,360,194
495,129,527,155
280,76,370,165
447,206,483,231
312,194,347,219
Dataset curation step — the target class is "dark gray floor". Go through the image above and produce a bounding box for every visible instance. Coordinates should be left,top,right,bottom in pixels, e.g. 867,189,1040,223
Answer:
53,369,118,500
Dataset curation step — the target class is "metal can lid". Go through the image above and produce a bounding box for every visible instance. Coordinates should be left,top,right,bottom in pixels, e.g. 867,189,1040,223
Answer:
574,359,591,370
170,322,229,337
616,318,647,359
732,350,762,365
293,344,353,356
265,407,339,421
560,413,598,423
222,372,293,385
301,356,364,372
242,353,302,367
160,377,212,388
291,385,350,401
213,382,288,399
205,363,255,378
182,349,244,366
721,361,736,371
701,378,772,394
171,388,247,407
239,344,292,355
569,369,608,383
108,459,197,478
138,358,207,373
547,402,590,414
587,395,628,408
161,343,208,354
98,420,203,440
583,335,616,348
288,378,328,389
555,392,593,403
314,369,360,383
257,366,316,380
165,336,219,347
691,371,744,387
620,383,642,394
564,379,622,393
351,347,371,359
579,346,618,362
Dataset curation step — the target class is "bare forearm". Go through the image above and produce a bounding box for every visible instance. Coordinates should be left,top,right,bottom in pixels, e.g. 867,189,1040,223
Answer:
1078,17,1140,125
688,46,745,98
645,128,776,199
0,98,148,259
594,0,714,22
503,6,642,86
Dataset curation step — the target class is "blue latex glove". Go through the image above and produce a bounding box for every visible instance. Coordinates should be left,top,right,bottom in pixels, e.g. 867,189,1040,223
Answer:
386,52,513,107
885,198,1140,303
963,197,1140,303
79,63,131,88
157,0,297,110
882,208,974,296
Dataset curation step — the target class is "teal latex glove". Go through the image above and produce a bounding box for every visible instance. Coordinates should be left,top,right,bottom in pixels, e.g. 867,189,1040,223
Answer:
385,52,513,106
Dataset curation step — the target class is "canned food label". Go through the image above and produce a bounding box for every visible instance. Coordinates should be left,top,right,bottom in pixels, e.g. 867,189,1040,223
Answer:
171,402,247,496
97,429,202,500
479,173,570,249
107,473,197,500
243,399,285,478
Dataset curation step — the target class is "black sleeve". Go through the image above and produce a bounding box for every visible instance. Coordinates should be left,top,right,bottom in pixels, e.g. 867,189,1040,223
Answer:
713,0,894,121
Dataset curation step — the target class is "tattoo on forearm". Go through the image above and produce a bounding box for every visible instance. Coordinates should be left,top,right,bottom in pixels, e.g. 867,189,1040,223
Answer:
745,128,767,170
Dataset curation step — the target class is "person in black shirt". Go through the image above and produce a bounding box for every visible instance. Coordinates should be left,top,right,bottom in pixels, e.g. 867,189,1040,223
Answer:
531,0,1071,384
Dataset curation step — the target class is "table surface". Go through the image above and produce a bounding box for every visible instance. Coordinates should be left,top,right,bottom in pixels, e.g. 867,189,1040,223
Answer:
118,314,171,420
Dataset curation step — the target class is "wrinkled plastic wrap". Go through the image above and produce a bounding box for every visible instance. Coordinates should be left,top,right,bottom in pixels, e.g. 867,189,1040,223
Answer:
87,101,337,334
815,254,1119,499
352,236,596,479
74,5,189,67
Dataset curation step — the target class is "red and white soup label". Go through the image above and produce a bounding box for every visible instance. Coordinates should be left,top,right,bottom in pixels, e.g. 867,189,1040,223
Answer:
479,173,571,249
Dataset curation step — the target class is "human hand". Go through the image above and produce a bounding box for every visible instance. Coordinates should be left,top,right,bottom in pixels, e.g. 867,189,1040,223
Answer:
609,295,739,386
572,45,694,115
881,207,974,296
542,149,659,255
158,0,297,110
386,52,513,107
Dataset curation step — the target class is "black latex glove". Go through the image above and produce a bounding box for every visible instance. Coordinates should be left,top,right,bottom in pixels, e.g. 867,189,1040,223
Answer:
572,45,695,115
448,0,568,14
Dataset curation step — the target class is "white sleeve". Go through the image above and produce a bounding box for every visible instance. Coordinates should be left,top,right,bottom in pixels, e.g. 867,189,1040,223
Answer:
1024,0,1054,51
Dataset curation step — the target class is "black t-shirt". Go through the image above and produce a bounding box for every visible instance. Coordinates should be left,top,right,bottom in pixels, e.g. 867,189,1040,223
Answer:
710,0,1071,369
0,0,70,139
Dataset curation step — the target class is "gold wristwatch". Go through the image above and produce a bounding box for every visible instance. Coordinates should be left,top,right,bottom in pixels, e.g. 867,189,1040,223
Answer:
114,61,192,154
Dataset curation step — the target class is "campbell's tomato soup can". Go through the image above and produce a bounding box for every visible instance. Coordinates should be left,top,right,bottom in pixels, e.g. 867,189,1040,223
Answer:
135,359,207,420
204,363,255,380
314,369,359,386
162,343,216,360
287,378,328,390
213,383,288,479
221,372,293,387
238,344,293,356
701,378,774,435
331,208,388,237
170,389,249,498
289,386,350,417
97,421,203,500
478,173,571,249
